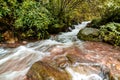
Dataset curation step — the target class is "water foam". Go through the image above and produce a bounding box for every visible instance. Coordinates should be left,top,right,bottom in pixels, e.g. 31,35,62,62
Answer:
56,21,90,43
0,48,8,55
0,68,29,80
0,45,50,80
66,67,102,80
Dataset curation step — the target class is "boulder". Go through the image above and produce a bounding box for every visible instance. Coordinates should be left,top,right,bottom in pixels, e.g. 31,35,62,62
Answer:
26,61,71,80
77,28,100,41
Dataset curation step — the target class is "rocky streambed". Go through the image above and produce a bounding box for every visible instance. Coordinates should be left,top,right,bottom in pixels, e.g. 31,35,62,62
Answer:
25,41,120,80
0,22,120,80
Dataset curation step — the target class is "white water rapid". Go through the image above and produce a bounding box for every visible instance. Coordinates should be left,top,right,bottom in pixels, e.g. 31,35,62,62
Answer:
0,21,104,80
66,67,102,80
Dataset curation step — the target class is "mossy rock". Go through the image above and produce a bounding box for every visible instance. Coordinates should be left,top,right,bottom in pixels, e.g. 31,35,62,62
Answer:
77,28,100,41
78,22,120,46
26,61,71,80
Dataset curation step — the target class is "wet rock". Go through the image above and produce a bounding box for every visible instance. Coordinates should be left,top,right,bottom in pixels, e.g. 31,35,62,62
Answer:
77,28,101,41
50,46,64,54
53,55,70,69
99,65,115,80
66,53,86,64
22,41,27,44
26,61,71,80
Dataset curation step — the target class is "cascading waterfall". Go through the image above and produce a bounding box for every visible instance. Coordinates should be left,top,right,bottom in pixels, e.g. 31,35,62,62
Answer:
0,21,105,80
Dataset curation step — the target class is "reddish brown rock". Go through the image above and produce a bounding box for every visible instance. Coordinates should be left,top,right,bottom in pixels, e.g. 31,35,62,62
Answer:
26,61,71,80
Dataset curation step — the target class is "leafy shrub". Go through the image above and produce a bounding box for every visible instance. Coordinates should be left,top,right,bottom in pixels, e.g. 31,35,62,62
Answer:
0,0,10,17
14,1,52,39
0,0,84,40
89,6,120,28
101,7,120,24
0,0,52,40
0,0,17,31
43,0,83,33
99,22,120,46
1,0,114,41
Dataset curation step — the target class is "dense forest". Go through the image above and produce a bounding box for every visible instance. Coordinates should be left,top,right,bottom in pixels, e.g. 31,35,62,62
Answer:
0,0,120,46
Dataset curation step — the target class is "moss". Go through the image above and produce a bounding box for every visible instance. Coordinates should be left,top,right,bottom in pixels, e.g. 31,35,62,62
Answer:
77,28,101,41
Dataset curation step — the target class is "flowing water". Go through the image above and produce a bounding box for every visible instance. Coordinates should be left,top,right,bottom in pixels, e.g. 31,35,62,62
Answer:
0,21,118,80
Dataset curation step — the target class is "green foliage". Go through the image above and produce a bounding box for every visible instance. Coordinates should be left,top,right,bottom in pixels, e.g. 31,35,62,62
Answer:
15,1,51,29
0,0,51,40
89,2,120,28
43,0,83,33
0,0,11,17
1,0,119,41
14,1,51,39
76,0,103,21
101,7,120,23
84,1,120,46
100,22,120,46
0,0,84,40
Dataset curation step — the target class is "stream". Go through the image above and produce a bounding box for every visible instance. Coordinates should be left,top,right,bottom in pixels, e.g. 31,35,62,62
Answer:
0,21,120,80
